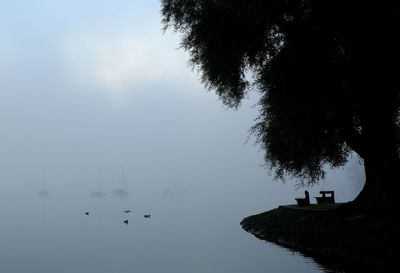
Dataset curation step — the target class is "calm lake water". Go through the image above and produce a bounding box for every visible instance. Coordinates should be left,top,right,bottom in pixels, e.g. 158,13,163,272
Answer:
0,188,336,273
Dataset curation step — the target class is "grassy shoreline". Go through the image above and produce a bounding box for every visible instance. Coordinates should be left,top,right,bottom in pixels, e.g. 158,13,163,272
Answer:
240,204,399,271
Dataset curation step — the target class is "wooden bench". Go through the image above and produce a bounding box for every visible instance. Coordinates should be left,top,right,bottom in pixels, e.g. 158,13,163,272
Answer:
315,191,335,204
295,190,310,206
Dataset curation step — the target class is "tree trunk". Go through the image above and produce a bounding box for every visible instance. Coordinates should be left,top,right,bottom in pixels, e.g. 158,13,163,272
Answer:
346,12,400,215
348,91,400,215
353,155,400,214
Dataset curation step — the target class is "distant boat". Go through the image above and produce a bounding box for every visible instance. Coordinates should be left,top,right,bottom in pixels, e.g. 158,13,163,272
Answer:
144,214,151,218
124,210,131,213
90,168,106,198
113,165,129,197
113,188,128,196
37,189,49,197
37,169,49,197
85,211,89,215
123,219,129,225
90,191,106,198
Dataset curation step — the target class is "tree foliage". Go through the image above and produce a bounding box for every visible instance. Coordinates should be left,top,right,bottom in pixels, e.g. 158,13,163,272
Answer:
162,0,400,187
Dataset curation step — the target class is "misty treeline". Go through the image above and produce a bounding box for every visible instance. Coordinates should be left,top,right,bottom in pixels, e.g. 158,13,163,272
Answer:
161,0,400,212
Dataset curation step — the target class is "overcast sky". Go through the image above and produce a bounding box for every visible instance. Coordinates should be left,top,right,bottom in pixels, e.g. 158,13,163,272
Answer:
0,0,364,204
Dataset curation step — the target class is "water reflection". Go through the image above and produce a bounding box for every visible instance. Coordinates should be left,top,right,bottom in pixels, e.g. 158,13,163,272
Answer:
311,254,382,273
251,232,383,273
0,189,333,273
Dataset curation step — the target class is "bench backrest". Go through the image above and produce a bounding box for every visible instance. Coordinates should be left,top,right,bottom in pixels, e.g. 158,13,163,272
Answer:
320,191,334,197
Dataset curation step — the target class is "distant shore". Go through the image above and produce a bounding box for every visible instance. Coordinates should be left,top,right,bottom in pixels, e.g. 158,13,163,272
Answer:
240,204,399,271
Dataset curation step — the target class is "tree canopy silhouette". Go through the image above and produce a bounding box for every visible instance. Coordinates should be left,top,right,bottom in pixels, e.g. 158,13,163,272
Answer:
161,0,400,211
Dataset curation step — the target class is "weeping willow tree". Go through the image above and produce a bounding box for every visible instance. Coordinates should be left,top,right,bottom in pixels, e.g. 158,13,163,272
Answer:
161,0,400,212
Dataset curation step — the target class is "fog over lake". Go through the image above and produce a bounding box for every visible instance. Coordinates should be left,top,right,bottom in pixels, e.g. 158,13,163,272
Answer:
0,1,364,272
